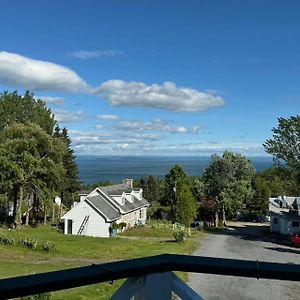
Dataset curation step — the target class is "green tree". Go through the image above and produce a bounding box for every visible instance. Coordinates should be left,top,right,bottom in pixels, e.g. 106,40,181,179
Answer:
0,123,66,227
256,166,298,196
54,127,80,208
0,91,56,134
203,151,255,225
161,165,188,207
173,181,197,226
249,176,270,216
263,116,300,178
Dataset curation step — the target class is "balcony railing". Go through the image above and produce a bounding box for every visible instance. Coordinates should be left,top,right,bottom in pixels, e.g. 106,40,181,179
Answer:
0,254,300,299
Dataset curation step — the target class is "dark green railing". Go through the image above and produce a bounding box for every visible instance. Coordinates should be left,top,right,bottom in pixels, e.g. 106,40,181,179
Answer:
0,254,300,299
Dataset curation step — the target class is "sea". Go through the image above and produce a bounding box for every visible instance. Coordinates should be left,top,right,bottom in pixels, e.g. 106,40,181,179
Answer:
76,155,274,185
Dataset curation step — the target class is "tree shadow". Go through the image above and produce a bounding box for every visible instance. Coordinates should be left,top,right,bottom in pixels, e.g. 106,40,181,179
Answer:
265,246,300,255
208,222,293,248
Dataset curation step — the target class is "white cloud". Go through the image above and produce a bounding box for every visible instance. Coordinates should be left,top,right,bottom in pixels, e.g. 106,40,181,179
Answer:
53,109,86,123
0,51,90,92
96,80,224,112
35,96,64,105
69,50,124,59
97,114,120,121
116,143,130,149
68,129,162,147
116,118,199,134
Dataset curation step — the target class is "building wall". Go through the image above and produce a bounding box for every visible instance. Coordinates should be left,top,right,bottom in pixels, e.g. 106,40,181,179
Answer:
63,201,111,238
270,215,300,235
270,215,280,233
119,207,148,227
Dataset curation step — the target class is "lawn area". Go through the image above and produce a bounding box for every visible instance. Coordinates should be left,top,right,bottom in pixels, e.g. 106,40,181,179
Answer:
0,224,198,299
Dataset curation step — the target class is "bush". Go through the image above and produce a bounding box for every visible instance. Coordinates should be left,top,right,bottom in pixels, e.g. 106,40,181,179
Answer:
119,222,127,230
0,234,57,252
0,235,16,245
173,231,186,243
19,237,38,250
42,241,57,252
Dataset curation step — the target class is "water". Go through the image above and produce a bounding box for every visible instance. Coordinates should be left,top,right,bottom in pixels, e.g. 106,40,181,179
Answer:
76,155,274,185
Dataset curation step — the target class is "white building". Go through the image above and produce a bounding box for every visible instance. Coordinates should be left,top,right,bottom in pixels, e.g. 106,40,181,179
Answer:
269,196,300,235
61,180,150,238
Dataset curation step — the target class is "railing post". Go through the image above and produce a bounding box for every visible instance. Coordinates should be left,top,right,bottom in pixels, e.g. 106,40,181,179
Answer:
134,272,173,300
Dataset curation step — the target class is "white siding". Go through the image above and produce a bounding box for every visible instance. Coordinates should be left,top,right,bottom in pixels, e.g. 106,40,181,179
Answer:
62,201,111,238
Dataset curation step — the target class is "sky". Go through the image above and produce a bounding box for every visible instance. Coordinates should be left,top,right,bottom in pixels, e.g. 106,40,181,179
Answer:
0,0,299,156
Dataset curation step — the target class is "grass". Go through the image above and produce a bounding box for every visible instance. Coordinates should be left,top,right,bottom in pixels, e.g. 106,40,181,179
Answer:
0,224,198,299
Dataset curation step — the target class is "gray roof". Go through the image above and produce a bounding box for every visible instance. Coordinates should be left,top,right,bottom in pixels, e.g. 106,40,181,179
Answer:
117,196,149,213
86,194,120,221
100,183,140,196
83,182,149,220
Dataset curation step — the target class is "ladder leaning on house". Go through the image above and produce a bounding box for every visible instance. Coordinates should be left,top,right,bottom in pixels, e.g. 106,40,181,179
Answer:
77,215,90,235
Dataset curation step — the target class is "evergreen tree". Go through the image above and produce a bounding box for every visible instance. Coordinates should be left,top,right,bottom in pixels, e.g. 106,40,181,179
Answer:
173,181,197,226
56,127,80,208
0,91,56,134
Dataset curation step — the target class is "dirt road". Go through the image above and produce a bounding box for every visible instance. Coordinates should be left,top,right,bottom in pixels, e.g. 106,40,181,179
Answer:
188,223,300,300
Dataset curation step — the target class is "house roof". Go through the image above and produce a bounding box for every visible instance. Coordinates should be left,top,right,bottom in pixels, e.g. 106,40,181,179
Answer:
85,182,149,218
270,210,300,221
86,194,121,221
100,183,140,196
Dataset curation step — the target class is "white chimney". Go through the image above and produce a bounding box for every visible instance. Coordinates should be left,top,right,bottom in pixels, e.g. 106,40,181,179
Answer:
123,179,133,188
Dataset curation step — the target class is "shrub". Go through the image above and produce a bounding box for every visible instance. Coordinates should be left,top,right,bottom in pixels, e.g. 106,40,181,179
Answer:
42,241,57,252
173,231,186,243
119,222,127,230
19,237,38,250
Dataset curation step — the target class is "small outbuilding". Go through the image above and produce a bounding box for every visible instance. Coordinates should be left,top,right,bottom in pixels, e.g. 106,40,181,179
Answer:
61,179,150,238
269,196,300,235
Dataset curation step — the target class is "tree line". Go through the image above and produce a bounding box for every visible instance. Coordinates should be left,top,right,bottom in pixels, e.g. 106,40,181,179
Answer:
133,115,300,227
0,90,299,229
0,91,80,228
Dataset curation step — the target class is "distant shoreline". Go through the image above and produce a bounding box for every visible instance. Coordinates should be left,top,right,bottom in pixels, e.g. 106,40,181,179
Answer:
76,155,274,185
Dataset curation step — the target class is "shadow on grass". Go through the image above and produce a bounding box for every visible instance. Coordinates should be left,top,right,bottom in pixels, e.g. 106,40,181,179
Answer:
265,246,300,255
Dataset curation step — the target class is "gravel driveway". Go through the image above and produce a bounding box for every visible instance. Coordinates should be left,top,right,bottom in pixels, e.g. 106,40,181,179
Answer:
188,223,300,300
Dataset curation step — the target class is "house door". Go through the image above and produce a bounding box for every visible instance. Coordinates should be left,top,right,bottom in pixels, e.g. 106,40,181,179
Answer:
67,220,72,234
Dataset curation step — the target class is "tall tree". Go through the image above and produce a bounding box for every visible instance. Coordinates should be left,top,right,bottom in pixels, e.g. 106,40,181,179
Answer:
0,123,66,227
161,165,188,207
173,181,197,226
263,116,300,179
202,151,255,225
55,127,80,208
0,91,56,134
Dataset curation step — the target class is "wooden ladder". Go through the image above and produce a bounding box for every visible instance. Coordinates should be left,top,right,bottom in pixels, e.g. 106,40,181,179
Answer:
77,215,89,235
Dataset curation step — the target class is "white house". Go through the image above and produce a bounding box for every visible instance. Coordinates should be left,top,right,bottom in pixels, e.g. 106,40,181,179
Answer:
61,179,150,238
269,196,300,235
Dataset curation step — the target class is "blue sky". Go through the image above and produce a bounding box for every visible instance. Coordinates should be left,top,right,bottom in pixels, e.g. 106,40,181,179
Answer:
0,0,299,156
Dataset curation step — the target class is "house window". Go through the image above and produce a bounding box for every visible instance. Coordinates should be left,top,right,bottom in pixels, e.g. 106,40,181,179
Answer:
273,218,278,224
140,209,142,219
292,221,299,228
67,220,72,234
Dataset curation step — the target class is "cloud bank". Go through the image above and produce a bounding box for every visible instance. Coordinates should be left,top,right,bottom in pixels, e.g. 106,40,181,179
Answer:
0,52,225,113
96,80,224,112
0,51,90,92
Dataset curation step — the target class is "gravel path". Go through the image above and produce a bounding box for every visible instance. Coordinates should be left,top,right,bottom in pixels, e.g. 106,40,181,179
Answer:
188,223,300,300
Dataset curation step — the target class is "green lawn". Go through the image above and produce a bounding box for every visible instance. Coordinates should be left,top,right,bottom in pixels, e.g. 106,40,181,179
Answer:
0,225,198,299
